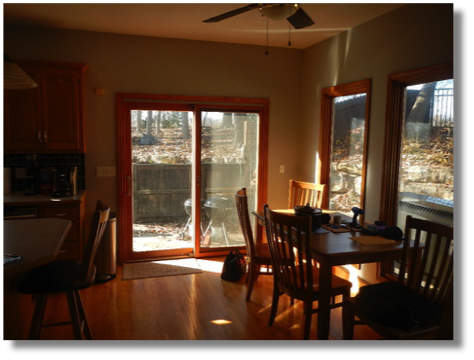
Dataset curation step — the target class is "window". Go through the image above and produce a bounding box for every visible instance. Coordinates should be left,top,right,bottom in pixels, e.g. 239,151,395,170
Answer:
379,63,453,278
319,80,371,219
379,63,453,227
397,80,454,228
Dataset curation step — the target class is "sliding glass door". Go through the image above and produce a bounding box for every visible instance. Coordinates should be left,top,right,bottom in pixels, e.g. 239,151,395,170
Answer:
117,94,268,262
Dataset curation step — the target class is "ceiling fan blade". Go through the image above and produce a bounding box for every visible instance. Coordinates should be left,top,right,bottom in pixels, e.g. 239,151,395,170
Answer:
287,7,314,29
203,4,260,23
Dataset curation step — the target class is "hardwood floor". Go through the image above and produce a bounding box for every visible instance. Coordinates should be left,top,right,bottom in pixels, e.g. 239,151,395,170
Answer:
18,257,381,340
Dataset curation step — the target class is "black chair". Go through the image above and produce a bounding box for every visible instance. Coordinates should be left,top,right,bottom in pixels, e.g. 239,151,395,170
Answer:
342,215,454,340
17,200,110,340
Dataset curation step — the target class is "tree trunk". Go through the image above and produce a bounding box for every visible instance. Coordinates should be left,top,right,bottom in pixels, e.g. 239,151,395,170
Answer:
406,83,436,124
182,112,190,139
137,110,143,133
223,113,233,128
156,111,162,140
147,111,153,135
233,113,245,147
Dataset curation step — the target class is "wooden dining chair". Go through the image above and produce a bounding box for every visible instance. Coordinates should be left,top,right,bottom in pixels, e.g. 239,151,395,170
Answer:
342,215,454,340
288,180,325,209
264,204,352,340
235,188,273,301
17,200,110,340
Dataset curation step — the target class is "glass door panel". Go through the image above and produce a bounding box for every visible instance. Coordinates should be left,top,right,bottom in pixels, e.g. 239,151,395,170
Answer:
131,109,194,256
199,111,260,250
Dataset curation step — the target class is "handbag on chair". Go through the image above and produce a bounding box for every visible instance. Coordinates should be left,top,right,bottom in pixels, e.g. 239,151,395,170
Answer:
221,249,246,282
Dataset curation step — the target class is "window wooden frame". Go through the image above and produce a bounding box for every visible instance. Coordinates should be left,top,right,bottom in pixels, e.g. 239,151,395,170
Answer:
318,79,371,220
379,63,453,226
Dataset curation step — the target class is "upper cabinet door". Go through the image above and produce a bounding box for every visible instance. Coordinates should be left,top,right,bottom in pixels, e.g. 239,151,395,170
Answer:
4,60,87,153
3,71,43,151
41,69,83,151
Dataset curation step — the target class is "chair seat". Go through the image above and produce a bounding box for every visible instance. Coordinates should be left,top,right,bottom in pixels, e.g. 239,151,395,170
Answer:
254,243,272,263
17,260,95,294
353,281,443,331
342,216,453,340
293,266,351,294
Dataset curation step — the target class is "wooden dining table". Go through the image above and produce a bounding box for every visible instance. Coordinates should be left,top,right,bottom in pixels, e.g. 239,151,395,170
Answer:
253,209,406,340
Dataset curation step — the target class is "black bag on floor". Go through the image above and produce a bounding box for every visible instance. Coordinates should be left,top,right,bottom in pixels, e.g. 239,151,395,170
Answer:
221,249,246,282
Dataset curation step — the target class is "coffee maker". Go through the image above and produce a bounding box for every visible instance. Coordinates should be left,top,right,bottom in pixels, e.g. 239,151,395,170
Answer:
51,166,78,197
24,155,39,195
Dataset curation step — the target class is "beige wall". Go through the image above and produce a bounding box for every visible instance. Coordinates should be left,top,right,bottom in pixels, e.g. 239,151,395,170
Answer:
4,4,453,274
4,25,304,218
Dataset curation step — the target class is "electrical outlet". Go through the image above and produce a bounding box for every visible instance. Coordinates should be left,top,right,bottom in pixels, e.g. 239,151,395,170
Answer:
279,165,285,174
96,166,116,177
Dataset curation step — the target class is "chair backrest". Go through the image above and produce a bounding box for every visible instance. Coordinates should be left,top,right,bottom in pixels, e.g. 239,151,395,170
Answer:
235,188,256,260
264,204,313,299
399,215,453,306
288,180,325,209
77,200,110,286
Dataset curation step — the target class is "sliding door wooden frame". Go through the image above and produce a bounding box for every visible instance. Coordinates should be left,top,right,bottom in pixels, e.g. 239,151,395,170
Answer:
116,93,269,262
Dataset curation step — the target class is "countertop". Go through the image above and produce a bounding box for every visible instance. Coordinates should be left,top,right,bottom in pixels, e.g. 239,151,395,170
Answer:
4,218,72,274
4,190,86,206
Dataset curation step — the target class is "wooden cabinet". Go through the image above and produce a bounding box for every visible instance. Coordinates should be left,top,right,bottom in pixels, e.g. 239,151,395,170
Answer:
41,201,85,261
4,60,88,153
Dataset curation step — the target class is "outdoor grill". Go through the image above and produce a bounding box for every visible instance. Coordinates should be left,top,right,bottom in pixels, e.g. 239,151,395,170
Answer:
184,198,208,219
203,196,233,245
204,197,233,222
180,196,233,245
181,198,207,240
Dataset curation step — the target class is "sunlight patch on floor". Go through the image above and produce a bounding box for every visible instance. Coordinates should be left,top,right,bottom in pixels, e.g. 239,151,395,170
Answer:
196,259,224,273
211,319,232,325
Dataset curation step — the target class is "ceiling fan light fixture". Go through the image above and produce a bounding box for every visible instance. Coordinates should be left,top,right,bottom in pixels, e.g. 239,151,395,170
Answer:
4,54,38,89
259,4,299,21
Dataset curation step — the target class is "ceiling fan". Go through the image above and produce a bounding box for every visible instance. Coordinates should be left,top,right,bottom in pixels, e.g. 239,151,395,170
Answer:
203,3,314,29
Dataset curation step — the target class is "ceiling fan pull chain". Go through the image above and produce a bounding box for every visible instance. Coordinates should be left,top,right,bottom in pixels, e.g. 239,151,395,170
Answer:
265,17,269,55
288,22,292,47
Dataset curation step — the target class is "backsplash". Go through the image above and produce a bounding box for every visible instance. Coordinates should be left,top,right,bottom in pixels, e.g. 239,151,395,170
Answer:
4,153,86,192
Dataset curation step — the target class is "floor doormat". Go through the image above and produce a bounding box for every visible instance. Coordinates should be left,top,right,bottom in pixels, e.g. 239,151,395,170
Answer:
122,258,202,280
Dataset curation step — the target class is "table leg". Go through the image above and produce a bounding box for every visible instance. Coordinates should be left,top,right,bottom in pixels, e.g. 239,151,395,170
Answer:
317,260,332,340
255,216,264,244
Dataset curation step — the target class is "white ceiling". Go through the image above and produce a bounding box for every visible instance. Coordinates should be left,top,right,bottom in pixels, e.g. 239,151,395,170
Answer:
3,2,404,50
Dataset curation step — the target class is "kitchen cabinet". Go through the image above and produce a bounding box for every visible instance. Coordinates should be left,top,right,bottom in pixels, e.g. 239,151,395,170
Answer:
3,191,87,261
3,60,88,153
